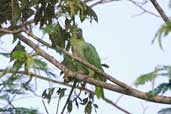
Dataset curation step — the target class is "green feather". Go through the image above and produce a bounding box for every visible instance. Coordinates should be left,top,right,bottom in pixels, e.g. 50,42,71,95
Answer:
70,28,106,99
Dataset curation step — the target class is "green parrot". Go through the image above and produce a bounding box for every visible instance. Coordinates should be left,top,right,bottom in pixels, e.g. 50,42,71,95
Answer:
70,28,106,99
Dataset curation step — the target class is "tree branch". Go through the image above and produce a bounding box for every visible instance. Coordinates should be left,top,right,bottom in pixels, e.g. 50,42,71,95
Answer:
103,97,132,114
16,33,171,104
89,0,120,7
150,0,171,24
0,69,131,114
88,0,159,17
23,30,135,94
128,0,159,17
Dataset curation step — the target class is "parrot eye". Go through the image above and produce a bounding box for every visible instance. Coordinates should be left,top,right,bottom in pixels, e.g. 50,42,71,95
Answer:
76,29,82,37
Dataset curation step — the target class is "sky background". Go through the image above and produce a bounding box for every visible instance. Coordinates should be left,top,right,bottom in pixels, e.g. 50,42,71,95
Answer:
78,1,171,114
1,0,171,114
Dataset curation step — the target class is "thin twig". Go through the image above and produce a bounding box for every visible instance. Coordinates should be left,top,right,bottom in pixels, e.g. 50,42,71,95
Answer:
128,0,159,17
90,0,120,7
88,0,159,17
61,80,77,114
115,95,124,104
0,28,22,34
42,100,50,114
140,102,148,114
56,97,61,114
0,69,68,87
103,97,132,114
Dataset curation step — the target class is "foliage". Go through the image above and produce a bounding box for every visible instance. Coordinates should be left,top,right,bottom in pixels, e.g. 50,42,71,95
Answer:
0,107,38,114
158,107,171,114
135,65,171,113
135,71,157,86
0,0,100,113
148,81,171,96
135,19,171,114
152,22,171,50
0,0,171,114
42,24,70,54
135,65,171,95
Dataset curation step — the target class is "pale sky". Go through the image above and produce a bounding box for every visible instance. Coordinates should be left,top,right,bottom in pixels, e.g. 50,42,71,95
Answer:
1,1,171,114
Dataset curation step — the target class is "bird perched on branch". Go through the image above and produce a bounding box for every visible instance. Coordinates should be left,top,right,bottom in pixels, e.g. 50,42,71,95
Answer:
70,27,106,99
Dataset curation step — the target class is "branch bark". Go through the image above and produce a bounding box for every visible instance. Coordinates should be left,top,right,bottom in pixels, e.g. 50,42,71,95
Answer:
24,31,133,91
15,33,171,104
150,0,171,24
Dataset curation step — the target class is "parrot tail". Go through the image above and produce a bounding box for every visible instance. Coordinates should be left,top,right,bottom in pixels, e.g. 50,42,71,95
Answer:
95,86,104,99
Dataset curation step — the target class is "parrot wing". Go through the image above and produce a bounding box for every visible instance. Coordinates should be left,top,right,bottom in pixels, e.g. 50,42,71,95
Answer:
82,42,106,99
82,42,105,81
82,43,102,70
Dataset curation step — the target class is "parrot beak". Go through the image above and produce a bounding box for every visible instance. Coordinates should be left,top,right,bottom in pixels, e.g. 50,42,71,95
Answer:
72,27,83,39
77,29,82,38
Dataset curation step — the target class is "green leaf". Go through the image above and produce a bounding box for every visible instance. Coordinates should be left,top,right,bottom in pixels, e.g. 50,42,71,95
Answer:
0,52,10,57
148,82,171,95
85,101,92,114
0,107,38,114
3,75,21,88
42,24,55,34
93,104,98,108
0,94,9,100
93,104,98,112
80,97,88,105
8,42,27,75
158,107,171,114
42,88,55,103
45,70,57,78
67,100,73,113
57,88,66,99
86,5,98,22
33,58,47,70
12,51,26,60
69,1,77,17
77,2,98,22
135,71,157,86
25,55,33,72
152,23,171,50
43,24,68,54
10,42,26,61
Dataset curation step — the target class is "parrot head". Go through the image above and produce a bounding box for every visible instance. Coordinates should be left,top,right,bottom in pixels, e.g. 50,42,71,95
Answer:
73,28,82,38
72,28,83,39
71,27,85,44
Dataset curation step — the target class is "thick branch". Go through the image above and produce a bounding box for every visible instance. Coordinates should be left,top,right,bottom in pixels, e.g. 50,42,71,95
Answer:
16,33,171,104
16,34,125,92
24,31,135,94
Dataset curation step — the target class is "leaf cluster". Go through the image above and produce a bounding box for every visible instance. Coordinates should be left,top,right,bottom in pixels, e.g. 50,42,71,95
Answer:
0,0,100,113
135,65,171,114
152,22,171,50
0,107,38,114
